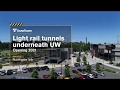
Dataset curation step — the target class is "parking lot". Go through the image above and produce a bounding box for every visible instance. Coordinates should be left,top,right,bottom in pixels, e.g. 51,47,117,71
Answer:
0,64,120,79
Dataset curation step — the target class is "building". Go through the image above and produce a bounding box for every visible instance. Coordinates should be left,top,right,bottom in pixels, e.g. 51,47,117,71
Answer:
44,48,73,64
91,44,115,61
111,44,120,63
90,44,98,57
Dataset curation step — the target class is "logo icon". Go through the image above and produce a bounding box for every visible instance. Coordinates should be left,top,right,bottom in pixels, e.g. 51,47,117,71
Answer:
12,28,17,32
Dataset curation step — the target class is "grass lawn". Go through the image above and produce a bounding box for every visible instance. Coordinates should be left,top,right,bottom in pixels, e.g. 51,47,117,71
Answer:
101,68,116,73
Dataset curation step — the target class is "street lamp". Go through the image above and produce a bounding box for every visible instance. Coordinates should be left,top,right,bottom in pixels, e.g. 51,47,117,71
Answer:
103,53,104,69
61,61,63,74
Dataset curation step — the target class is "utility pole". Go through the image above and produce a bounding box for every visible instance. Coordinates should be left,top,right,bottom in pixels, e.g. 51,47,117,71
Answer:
117,35,119,44
86,37,87,44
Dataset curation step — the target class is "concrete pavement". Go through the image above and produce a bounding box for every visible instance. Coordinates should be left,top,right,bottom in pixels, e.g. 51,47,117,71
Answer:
87,53,120,70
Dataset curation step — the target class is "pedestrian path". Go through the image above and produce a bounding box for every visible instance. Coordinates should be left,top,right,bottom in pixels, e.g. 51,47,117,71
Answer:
87,53,120,70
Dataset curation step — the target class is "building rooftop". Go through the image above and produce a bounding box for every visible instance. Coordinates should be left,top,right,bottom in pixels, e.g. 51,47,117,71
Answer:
112,49,120,51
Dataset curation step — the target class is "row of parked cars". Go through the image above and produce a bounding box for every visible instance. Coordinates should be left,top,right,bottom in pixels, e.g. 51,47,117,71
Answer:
0,66,50,76
22,66,50,73
71,67,105,79
0,69,17,76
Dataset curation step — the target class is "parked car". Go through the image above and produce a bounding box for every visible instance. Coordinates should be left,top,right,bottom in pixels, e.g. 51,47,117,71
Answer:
92,67,96,71
27,68,34,72
77,68,83,72
77,75,85,79
88,74,94,79
7,70,13,75
92,73,98,78
12,69,17,74
72,70,78,74
82,75,91,79
98,63,102,65
40,66,49,71
44,66,49,71
40,67,46,71
74,63,80,67
0,70,6,76
100,72,105,77
22,67,28,73
56,72,63,76
35,67,41,71
82,69,86,72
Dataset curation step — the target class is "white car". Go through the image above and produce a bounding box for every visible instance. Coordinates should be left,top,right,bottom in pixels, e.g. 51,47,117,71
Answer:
12,69,17,74
88,74,94,79
0,70,6,76
22,67,28,73
57,72,63,76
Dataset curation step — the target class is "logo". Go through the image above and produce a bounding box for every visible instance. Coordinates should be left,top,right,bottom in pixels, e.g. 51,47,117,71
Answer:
12,28,32,33
12,28,17,32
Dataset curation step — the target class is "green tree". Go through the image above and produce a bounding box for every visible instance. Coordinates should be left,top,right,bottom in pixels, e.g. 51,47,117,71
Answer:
64,64,70,77
96,63,101,72
86,64,92,73
31,70,39,79
50,68,56,79
76,57,81,63
83,56,87,65
0,63,2,69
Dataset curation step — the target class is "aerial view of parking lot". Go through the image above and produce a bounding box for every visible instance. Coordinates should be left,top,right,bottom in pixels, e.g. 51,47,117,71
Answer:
0,11,120,79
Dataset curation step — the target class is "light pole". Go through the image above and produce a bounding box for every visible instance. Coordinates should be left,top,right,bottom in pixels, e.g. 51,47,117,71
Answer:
61,61,62,74
103,53,104,69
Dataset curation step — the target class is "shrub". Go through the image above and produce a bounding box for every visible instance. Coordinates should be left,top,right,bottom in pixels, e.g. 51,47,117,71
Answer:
50,68,56,79
0,63,2,69
64,64,70,77
76,57,81,62
31,70,39,79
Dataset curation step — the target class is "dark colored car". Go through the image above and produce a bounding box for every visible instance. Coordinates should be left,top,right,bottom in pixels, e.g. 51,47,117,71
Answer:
74,63,80,67
72,70,78,74
54,72,59,79
93,73,98,78
40,66,49,71
27,68,33,72
77,68,83,72
7,70,13,75
40,67,46,71
82,69,86,72
35,67,41,71
82,75,91,79
98,63,102,65
44,66,49,71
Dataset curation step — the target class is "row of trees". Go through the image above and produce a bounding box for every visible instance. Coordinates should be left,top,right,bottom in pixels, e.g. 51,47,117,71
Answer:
72,41,91,52
31,64,70,79
0,41,9,50
76,56,87,65
85,63,101,73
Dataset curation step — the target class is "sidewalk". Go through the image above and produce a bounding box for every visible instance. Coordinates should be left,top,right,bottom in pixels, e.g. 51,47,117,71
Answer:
87,53,120,70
